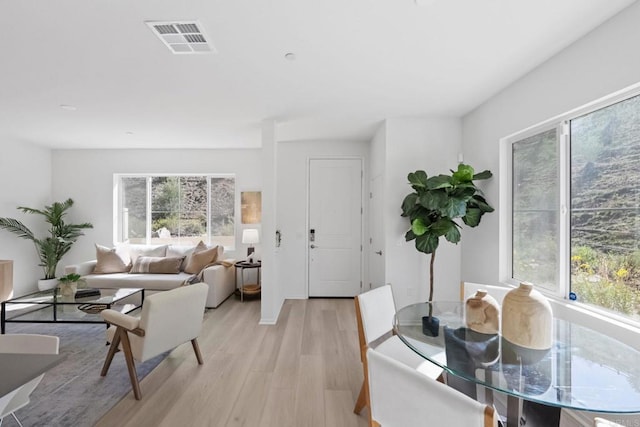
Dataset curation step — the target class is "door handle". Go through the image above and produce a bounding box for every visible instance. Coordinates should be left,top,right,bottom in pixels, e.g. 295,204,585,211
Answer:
375,250,383,255
310,244,316,249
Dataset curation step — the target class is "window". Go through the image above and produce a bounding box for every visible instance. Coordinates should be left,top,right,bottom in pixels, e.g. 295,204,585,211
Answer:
505,89,640,321
115,174,235,248
512,127,560,292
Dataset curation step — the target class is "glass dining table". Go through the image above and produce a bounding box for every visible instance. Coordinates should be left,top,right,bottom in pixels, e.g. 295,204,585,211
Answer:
394,301,640,427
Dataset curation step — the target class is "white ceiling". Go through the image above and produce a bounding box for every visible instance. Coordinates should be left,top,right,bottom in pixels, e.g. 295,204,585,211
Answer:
0,0,635,149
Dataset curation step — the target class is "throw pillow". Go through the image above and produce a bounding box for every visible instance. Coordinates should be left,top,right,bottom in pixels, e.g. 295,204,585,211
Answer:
129,256,184,274
93,243,131,274
128,244,168,263
184,245,219,274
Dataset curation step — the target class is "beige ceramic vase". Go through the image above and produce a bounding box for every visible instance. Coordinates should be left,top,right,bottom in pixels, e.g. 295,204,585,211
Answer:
465,290,500,335
501,282,552,350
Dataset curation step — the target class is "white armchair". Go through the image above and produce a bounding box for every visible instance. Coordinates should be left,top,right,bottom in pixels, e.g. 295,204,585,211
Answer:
100,282,209,400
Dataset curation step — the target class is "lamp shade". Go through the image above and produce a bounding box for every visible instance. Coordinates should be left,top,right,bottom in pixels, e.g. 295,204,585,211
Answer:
242,229,260,245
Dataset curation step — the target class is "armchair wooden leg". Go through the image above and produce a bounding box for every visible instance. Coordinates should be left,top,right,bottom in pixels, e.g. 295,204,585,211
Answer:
354,381,366,414
119,328,142,400
101,329,122,377
191,338,204,365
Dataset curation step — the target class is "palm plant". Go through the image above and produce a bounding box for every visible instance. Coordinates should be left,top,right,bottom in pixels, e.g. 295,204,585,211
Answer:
401,164,494,303
0,199,93,279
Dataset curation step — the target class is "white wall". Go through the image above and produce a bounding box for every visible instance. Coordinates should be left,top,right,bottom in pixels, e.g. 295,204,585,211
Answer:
0,141,52,296
383,117,462,309
51,149,262,267
461,1,640,285
276,140,369,299
461,7,640,425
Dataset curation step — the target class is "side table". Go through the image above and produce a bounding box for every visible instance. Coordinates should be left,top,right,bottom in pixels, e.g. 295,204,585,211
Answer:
234,261,261,302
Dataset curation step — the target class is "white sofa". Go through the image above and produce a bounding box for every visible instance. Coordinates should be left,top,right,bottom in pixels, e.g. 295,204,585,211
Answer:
64,243,236,308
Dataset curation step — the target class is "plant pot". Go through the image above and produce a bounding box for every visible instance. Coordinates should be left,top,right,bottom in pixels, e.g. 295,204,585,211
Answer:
37,278,58,291
422,315,440,337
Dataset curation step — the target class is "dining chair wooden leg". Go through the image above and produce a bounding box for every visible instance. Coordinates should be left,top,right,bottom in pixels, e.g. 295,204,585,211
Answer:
119,328,142,400
100,328,122,376
354,381,366,414
191,338,204,365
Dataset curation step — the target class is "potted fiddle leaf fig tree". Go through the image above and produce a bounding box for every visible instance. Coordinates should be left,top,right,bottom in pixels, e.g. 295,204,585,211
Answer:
0,199,93,290
401,163,494,336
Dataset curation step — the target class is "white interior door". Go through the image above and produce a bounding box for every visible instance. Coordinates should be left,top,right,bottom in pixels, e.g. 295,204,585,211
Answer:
308,158,362,297
369,174,385,290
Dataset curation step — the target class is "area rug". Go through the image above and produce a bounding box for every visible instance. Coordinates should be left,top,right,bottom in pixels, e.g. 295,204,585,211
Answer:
4,320,166,427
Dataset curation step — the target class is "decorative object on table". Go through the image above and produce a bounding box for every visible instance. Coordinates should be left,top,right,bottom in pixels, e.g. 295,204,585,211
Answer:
57,273,87,297
0,260,13,301
242,228,259,261
501,282,553,364
401,163,494,336
0,199,93,290
241,191,262,224
464,289,500,335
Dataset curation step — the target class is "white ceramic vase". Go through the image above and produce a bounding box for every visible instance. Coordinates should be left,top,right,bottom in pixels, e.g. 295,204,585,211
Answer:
465,289,500,335
501,282,553,350
37,278,59,291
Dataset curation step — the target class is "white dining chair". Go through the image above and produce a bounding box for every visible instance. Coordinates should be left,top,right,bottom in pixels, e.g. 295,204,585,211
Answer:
367,346,498,427
353,284,443,426
594,417,625,426
0,334,60,427
100,282,208,400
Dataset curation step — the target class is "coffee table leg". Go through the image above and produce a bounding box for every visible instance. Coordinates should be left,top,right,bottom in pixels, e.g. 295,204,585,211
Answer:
1,302,5,334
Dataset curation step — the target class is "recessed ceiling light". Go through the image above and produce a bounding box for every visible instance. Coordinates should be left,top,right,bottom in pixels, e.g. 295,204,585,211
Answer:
125,131,134,136
414,0,437,5
59,104,77,111
284,53,296,61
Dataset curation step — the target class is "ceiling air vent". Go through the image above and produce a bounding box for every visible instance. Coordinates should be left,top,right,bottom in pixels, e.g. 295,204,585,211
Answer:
145,20,216,54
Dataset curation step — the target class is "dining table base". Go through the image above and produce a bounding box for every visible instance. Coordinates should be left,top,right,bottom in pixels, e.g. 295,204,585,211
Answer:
506,395,561,426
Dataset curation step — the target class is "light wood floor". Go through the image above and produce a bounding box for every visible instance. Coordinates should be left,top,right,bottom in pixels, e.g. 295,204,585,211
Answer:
96,297,368,427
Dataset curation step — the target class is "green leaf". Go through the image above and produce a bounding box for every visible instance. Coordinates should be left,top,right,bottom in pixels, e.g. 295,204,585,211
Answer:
430,218,455,236
411,218,428,236
473,170,493,180
441,198,467,219
445,224,461,243
462,208,482,227
452,164,474,183
415,233,439,254
469,195,495,213
408,171,428,189
418,191,447,210
405,229,417,241
426,175,453,190
451,184,476,199
400,193,419,217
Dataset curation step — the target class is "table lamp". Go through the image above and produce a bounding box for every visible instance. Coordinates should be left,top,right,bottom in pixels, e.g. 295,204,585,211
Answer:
242,229,259,259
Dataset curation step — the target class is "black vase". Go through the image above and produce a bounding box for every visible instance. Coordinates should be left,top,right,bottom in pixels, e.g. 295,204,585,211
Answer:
422,315,440,337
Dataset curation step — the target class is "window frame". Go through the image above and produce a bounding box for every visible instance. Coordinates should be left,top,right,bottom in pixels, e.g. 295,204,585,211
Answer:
500,82,640,326
112,173,236,249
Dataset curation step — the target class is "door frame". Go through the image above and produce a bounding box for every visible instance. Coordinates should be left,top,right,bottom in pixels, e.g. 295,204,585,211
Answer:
305,156,366,298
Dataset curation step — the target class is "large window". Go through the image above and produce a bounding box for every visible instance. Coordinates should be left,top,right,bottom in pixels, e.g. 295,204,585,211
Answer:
115,175,235,248
506,90,640,321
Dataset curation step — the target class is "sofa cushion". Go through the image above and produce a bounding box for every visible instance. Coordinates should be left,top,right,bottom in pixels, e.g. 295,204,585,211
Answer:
93,244,131,274
129,244,168,262
184,245,219,274
83,272,192,291
130,256,184,274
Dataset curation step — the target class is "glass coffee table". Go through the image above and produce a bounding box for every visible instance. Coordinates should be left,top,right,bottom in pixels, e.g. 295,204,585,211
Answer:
1,287,144,334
